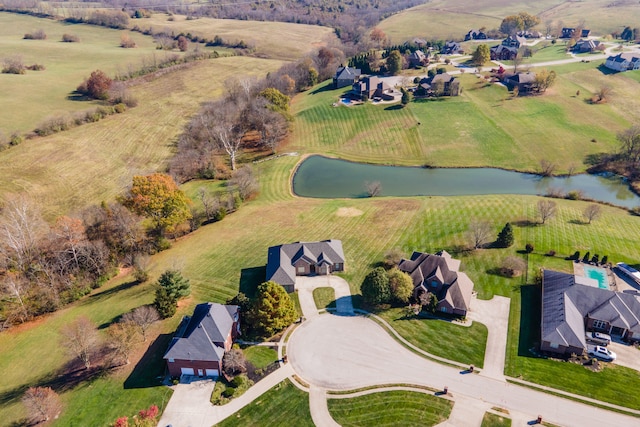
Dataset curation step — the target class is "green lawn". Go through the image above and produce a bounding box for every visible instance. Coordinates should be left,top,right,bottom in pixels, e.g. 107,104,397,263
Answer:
244,346,279,370
215,379,313,427
313,287,336,310
377,308,488,368
327,390,453,426
482,411,512,427
291,71,631,174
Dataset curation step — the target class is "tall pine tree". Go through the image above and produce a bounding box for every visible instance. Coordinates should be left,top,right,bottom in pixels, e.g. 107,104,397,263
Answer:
496,223,514,248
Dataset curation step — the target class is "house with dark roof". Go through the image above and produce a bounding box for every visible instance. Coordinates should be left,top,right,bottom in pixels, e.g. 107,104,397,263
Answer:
164,302,240,377
490,44,518,60
504,71,536,93
464,29,487,41
266,240,345,292
417,73,460,97
352,76,395,101
605,53,640,72
573,39,600,53
408,50,427,67
398,251,474,316
541,270,640,356
333,65,361,89
561,28,591,38
441,41,462,55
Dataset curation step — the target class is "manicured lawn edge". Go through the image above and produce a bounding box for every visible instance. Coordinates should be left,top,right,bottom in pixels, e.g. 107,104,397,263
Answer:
327,384,439,396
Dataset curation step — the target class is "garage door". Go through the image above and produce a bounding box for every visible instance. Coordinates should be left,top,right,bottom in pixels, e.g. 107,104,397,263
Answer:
205,369,219,377
180,367,195,375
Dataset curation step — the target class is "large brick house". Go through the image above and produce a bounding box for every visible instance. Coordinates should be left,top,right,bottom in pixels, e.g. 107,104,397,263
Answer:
333,65,361,89
163,302,240,378
266,240,345,292
541,270,640,356
398,250,474,316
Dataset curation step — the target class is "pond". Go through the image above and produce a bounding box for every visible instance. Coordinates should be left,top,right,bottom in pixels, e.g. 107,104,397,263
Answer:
292,155,640,209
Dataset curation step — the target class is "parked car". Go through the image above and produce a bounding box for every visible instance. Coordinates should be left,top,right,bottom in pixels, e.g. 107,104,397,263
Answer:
585,331,611,346
588,345,616,362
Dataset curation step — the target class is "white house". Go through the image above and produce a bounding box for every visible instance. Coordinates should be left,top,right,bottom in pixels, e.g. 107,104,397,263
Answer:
605,53,640,72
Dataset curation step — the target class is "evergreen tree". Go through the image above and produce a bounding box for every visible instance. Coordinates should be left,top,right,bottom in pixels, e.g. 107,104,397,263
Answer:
361,267,391,305
157,270,191,300
496,223,514,248
400,88,412,107
252,281,297,337
154,287,176,318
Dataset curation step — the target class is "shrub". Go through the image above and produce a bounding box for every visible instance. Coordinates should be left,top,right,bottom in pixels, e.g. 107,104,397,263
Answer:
120,33,137,48
546,250,556,257
566,190,584,200
81,70,112,100
500,256,526,277
62,33,79,42
26,64,45,71
24,29,47,40
525,243,534,253
9,133,23,146
214,207,227,222
114,103,127,113
35,115,72,136
222,387,236,398
2,55,25,74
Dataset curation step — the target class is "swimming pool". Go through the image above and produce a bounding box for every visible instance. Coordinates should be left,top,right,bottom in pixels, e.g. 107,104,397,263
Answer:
584,265,608,290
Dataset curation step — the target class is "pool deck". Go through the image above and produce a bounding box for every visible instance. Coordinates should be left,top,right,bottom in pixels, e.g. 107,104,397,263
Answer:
572,262,619,291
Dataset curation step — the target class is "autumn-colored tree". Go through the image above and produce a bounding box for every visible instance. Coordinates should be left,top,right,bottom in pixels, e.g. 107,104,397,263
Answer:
471,44,491,66
370,27,388,47
84,69,112,100
121,173,192,233
386,50,403,75
22,387,62,424
251,281,297,337
108,321,138,365
177,35,189,52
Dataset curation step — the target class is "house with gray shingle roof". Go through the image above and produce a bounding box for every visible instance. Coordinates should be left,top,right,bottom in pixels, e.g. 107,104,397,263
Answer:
398,250,474,317
605,53,640,72
266,240,345,292
164,302,240,377
541,270,640,356
333,65,361,89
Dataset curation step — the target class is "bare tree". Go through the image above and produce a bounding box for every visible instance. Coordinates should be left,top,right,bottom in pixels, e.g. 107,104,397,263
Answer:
539,159,557,177
198,187,219,221
467,219,493,249
107,321,138,365
222,348,247,376
500,256,526,277
365,181,382,197
0,194,48,271
229,166,259,201
121,305,159,342
0,272,29,325
617,125,640,168
593,86,612,104
60,316,99,369
537,200,557,224
583,204,602,224
22,387,62,424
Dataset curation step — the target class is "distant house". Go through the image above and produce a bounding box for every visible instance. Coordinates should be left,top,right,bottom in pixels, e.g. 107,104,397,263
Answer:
398,250,474,316
164,303,240,378
561,27,576,38
501,35,526,48
505,71,536,93
465,29,487,41
417,73,460,96
266,240,345,292
517,30,542,39
490,44,518,60
573,39,600,53
541,270,640,356
333,65,361,89
412,38,428,48
409,50,427,67
352,76,395,100
581,29,591,38
441,41,462,55
605,53,640,72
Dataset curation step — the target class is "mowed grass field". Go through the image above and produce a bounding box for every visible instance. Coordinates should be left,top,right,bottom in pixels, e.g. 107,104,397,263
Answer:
291,66,633,173
0,56,284,220
327,390,453,426
3,151,640,423
378,0,640,42
0,12,161,133
134,13,337,61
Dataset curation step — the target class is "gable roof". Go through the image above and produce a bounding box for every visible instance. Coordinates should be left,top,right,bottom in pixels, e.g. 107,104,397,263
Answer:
266,240,345,285
508,72,536,84
335,66,361,80
398,251,473,312
164,303,239,362
607,53,640,64
542,270,640,349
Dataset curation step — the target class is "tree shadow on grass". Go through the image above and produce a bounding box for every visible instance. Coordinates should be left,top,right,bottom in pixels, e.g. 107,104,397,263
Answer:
513,219,538,228
309,83,336,95
384,104,404,111
89,280,139,302
518,284,541,358
66,90,91,101
239,266,266,298
568,219,586,225
124,333,173,389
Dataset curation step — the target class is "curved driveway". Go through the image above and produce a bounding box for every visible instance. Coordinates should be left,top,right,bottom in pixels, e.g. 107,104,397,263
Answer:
288,314,639,427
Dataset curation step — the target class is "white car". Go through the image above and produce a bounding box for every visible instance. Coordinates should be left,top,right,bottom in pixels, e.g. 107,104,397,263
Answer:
588,345,617,362
585,331,611,346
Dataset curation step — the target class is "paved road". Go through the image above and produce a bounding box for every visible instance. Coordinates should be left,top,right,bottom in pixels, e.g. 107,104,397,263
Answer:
287,314,639,427
468,295,510,380
295,275,355,316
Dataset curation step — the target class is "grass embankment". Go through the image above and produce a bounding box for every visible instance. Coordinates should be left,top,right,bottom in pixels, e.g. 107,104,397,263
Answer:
215,379,313,427
291,70,630,173
244,346,279,370
377,308,488,368
482,411,512,427
377,0,640,42
137,13,336,62
313,287,336,310
0,56,284,220
0,12,160,133
327,390,453,426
